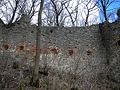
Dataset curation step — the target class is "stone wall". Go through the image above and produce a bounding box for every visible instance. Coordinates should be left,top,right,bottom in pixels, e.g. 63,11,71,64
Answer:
0,18,106,72
0,11,120,89
99,21,120,89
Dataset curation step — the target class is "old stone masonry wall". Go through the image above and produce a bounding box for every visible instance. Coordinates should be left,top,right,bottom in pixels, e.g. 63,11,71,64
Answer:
0,17,106,73
0,10,120,89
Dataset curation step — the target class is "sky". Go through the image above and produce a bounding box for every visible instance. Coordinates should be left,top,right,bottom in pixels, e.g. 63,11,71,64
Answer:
0,0,120,25
98,0,120,22
30,0,120,25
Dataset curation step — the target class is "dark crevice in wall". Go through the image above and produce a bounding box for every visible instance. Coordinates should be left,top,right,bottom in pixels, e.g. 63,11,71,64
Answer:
19,45,24,50
50,29,53,33
116,40,120,46
3,44,9,50
99,22,112,65
86,50,92,55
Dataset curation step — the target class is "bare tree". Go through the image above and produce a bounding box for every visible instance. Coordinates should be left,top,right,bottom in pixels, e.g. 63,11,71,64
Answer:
0,0,29,24
63,0,76,26
83,0,98,25
43,0,78,26
97,0,119,22
28,0,40,19
42,1,54,26
9,0,20,24
50,0,64,26
41,0,100,26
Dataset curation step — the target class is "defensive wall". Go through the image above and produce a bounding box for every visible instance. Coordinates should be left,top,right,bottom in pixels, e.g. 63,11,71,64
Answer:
0,9,120,89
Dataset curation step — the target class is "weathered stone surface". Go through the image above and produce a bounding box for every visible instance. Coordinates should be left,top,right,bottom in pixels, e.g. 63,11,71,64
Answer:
0,11,120,89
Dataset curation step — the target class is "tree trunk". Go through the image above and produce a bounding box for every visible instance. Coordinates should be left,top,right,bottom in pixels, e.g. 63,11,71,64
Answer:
30,0,44,87
56,15,59,26
103,5,108,22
